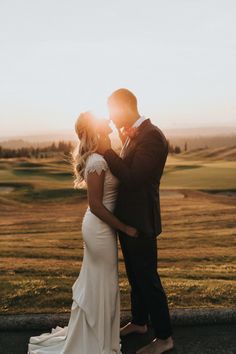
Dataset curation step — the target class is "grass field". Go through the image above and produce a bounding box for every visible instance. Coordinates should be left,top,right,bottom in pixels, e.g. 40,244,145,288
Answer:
0,151,235,314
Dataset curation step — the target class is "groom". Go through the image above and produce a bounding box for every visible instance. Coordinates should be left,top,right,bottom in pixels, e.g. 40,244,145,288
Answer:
98,88,174,354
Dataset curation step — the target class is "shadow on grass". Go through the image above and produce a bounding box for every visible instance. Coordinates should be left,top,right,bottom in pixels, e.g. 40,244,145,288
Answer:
23,188,87,201
13,168,73,180
199,189,236,195
0,181,87,203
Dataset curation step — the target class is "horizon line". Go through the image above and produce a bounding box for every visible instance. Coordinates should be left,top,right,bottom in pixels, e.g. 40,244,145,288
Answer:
1,124,236,141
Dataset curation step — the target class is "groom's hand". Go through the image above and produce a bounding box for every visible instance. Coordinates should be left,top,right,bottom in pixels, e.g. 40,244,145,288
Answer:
124,225,139,238
97,135,112,155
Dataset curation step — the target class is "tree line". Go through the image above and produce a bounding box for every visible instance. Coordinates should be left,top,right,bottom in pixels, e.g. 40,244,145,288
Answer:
167,140,188,153
0,140,184,158
0,141,74,158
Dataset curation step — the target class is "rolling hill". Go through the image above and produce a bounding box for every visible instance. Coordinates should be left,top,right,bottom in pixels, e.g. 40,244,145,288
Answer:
181,145,236,161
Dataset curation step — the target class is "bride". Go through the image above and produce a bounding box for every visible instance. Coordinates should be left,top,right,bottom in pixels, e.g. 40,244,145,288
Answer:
27,111,138,354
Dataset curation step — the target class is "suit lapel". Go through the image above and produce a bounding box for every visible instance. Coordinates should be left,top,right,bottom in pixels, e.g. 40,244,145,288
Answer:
123,118,152,159
138,118,151,131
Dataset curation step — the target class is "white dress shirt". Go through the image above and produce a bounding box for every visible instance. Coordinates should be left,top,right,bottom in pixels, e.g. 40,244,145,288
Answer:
131,115,147,128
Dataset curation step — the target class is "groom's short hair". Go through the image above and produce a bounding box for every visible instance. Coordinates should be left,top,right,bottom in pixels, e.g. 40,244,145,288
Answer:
108,88,137,109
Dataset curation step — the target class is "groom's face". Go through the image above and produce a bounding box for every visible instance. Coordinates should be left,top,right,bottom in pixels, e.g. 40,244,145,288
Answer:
108,102,127,129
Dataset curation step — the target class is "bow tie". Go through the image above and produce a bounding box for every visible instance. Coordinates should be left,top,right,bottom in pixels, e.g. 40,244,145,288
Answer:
123,126,139,139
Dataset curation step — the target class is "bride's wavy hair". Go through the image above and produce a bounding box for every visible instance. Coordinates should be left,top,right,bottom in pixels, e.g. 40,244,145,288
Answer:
70,111,99,188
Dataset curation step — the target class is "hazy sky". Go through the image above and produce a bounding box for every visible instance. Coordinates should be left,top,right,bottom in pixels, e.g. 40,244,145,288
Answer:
0,0,235,137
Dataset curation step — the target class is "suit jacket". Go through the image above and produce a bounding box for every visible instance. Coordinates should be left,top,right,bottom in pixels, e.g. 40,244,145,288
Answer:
103,118,169,237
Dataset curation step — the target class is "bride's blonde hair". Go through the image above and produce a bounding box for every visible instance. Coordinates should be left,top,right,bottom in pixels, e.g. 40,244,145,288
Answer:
71,111,99,188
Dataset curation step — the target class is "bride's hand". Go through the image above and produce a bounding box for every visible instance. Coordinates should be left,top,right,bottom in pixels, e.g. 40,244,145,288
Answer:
117,127,127,145
124,225,139,238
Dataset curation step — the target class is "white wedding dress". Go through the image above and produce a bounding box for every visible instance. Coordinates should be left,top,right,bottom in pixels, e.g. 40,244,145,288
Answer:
27,153,121,354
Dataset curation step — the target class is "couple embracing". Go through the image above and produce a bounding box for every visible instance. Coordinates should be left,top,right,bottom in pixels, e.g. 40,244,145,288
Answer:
27,88,174,354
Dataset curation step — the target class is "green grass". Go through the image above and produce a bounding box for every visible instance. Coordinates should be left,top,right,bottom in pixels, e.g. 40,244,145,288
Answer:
163,156,236,190
0,155,235,314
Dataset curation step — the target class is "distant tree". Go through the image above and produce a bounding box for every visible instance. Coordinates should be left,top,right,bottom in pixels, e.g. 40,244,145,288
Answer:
58,141,67,151
51,142,57,152
184,142,188,151
34,148,40,158
174,146,181,154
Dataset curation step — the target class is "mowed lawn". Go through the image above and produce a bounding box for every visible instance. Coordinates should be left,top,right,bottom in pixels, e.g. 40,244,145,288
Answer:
0,154,235,314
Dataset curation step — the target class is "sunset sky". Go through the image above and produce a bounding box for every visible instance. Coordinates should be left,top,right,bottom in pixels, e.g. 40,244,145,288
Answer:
0,0,235,137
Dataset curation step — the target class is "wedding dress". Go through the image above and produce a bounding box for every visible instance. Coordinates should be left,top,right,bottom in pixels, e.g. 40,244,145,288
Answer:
27,153,121,354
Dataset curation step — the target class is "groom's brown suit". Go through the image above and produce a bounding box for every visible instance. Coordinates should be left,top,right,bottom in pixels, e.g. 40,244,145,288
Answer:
103,118,173,339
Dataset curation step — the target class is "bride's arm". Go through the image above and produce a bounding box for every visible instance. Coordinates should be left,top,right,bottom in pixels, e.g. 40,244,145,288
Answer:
86,170,138,238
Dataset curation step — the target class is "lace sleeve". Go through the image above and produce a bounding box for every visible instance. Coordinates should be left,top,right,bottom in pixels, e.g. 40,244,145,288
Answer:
84,154,108,180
